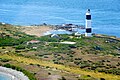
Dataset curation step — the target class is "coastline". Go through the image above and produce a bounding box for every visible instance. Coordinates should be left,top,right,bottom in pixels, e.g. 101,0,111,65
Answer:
0,66,29,80
21,26,52,37
0,72,15,80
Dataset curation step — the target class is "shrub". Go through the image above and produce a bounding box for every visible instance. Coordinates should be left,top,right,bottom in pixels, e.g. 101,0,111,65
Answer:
100,78,105,80
2,47,5,49
15,45,26,50
30,63,34,65
54,61,59,64
46,66,50,68
38,36,59,42
48,72,51,75
0,58,10,62
61,76,66,80
44,56,49,58
36,64,40,67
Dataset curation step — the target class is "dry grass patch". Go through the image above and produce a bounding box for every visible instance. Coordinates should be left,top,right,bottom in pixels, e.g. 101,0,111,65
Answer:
0,54,120,80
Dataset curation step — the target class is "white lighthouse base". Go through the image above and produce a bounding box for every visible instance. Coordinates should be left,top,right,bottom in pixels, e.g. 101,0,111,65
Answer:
85,33,92,37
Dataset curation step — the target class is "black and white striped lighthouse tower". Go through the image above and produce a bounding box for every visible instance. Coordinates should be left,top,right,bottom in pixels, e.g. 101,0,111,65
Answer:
85,9,92,37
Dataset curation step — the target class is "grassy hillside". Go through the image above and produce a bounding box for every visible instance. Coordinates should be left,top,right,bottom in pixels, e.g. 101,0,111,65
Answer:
0,23,36,46
0,54,120,80
0,24,120,80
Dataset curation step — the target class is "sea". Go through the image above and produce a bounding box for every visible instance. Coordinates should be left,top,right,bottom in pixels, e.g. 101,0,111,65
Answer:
0,0,120,37
0,72,11,80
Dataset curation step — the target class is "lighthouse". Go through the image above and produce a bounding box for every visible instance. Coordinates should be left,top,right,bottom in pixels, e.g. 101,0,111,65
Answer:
85,9,92,37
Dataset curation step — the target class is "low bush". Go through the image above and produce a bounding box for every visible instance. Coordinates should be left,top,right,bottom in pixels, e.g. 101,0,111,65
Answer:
0,58,10,62
15,45,26,50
